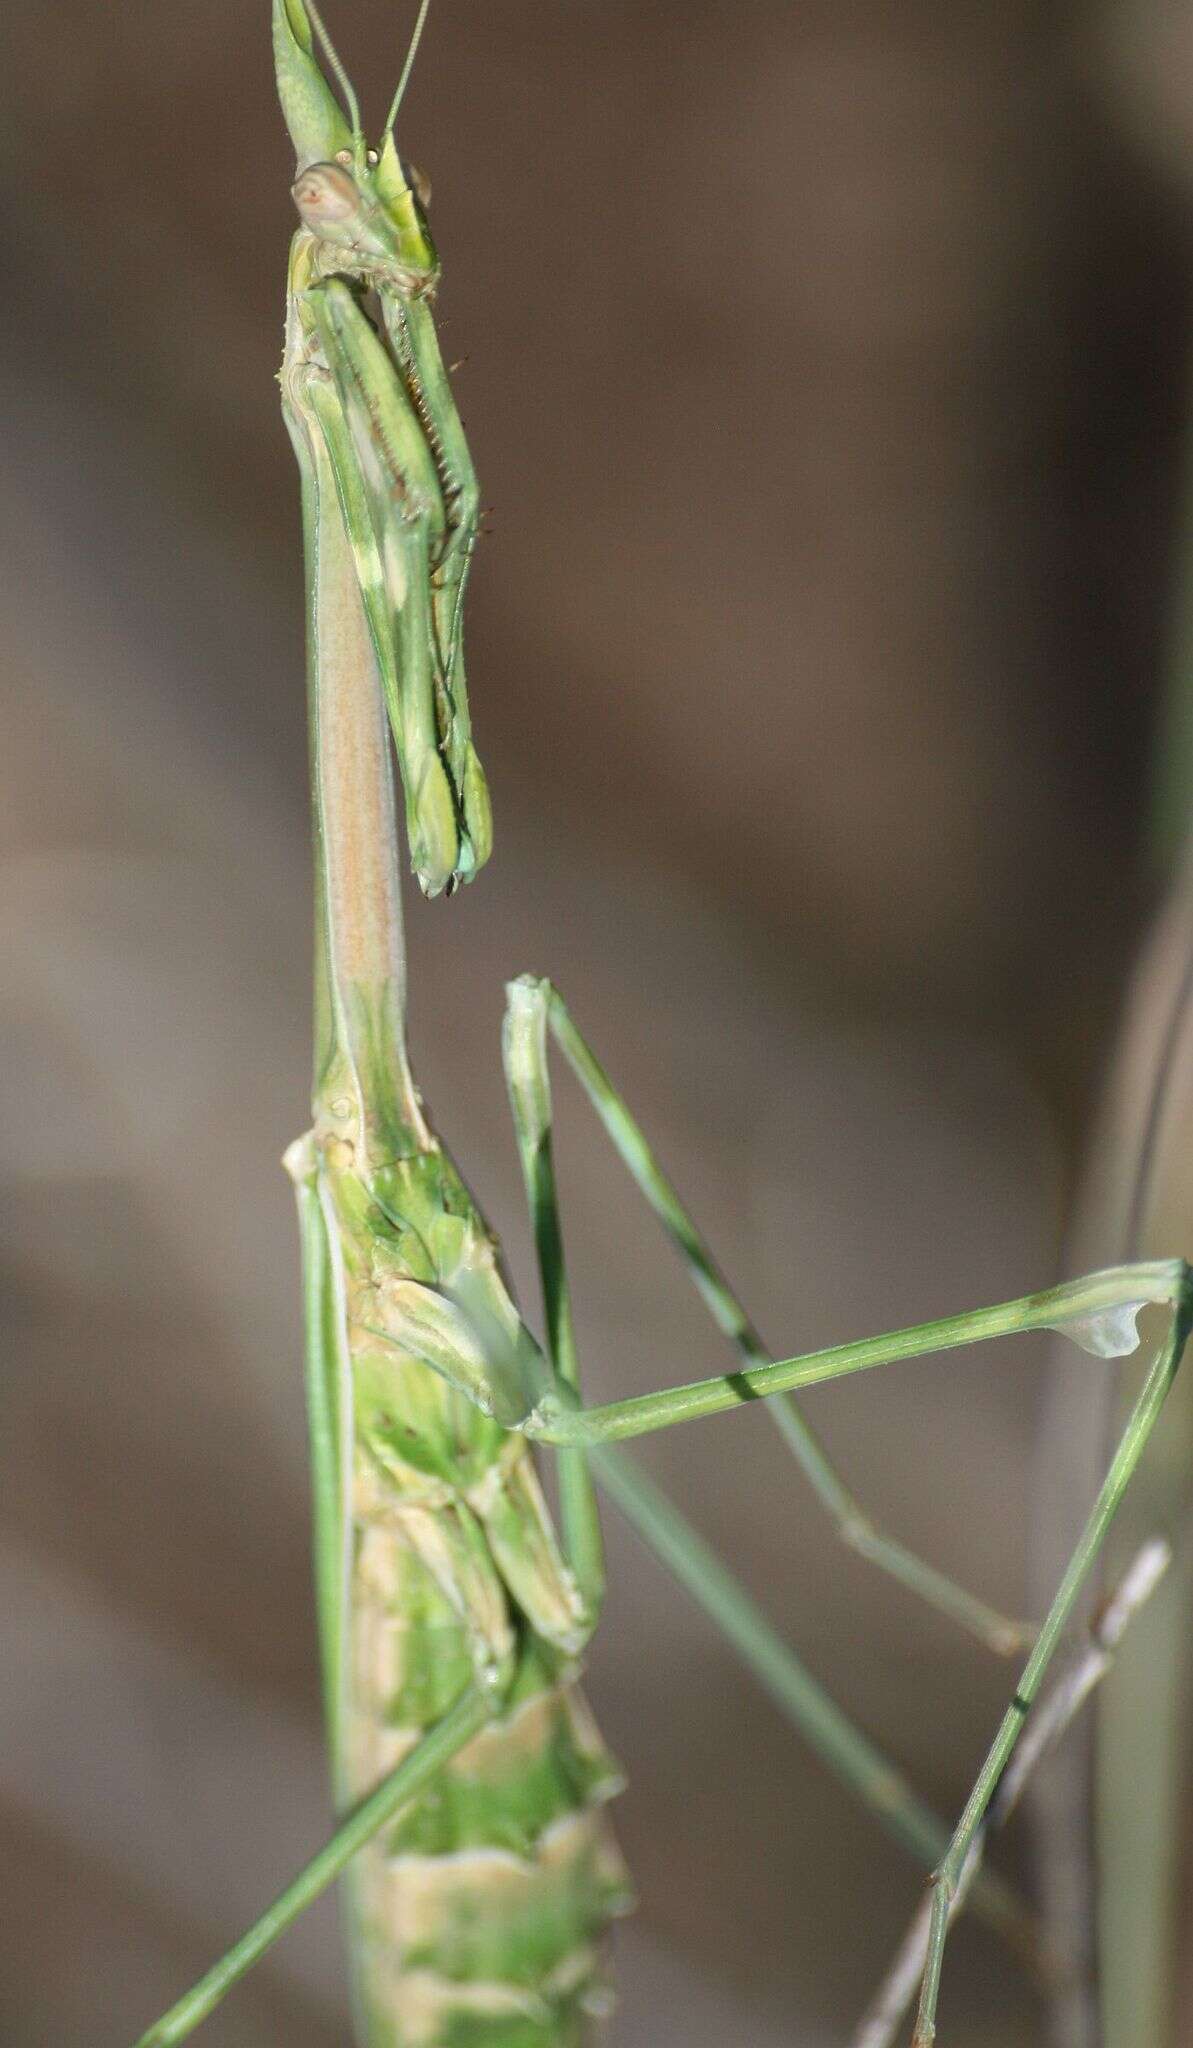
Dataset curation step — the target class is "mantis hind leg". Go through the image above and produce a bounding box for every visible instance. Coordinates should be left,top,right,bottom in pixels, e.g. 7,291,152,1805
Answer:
908,1284,1193,2044
502,974,1032,1655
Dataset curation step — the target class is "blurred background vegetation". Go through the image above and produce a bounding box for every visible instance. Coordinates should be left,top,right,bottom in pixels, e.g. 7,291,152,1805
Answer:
3,1,1193,2042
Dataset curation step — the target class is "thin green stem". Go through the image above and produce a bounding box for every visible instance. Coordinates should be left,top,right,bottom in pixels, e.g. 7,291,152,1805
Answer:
131,1687,489,2048
910,1289,1193,2045
524,1263,1186,1448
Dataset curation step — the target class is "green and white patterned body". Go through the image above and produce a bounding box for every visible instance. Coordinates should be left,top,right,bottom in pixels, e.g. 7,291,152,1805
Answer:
275,7,629,2036
294,1129,631,2048
122,16,1193,2048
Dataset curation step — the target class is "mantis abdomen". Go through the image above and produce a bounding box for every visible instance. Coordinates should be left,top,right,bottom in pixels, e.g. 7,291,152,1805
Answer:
343,1474,629,2046
298,1111,632,2044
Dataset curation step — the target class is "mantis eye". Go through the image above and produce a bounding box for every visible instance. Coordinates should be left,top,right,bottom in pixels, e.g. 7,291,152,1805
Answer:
292,161,361,228
409,162,432,209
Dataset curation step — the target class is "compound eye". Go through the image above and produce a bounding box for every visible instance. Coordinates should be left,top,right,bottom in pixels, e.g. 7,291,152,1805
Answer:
409,162,432,209
291,161,360,228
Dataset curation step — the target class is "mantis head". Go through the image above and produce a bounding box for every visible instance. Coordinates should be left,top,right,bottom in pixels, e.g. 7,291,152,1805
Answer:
273,0,435,260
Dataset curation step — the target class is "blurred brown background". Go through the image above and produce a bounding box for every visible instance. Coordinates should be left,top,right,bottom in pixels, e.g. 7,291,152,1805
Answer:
4,1,1193,2042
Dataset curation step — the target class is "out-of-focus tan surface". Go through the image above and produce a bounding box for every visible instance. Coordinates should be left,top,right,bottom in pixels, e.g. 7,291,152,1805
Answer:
2,3,1192,2043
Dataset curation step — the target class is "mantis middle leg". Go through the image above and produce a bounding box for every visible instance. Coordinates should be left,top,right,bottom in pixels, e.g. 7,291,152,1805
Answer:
502,975,1032,1653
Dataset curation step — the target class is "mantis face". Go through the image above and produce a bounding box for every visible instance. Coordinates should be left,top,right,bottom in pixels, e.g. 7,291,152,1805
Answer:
290,152,439,290
274,0,437,268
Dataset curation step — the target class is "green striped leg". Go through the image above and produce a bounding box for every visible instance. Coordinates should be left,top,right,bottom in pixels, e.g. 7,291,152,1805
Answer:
521,1262,1188,1449
501,978,1032,1949
130,1687,492,2048
504,976,1031,1654
906,1286,1193,2045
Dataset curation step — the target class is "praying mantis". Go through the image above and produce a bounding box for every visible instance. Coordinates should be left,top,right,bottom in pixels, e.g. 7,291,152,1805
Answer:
130,5,1193,2044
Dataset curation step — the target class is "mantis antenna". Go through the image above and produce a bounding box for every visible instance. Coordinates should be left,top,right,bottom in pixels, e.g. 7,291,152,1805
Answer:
384,0,434,140
303,0,363,149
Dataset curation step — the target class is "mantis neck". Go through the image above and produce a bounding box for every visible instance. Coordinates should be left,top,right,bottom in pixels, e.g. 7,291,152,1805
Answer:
303,439,430,1168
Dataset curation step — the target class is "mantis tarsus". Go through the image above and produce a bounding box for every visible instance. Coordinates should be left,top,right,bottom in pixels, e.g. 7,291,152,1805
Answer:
131,6,1193,2045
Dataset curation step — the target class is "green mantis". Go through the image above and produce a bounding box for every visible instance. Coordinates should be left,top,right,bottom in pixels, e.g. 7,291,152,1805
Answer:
130,7,1193,2046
